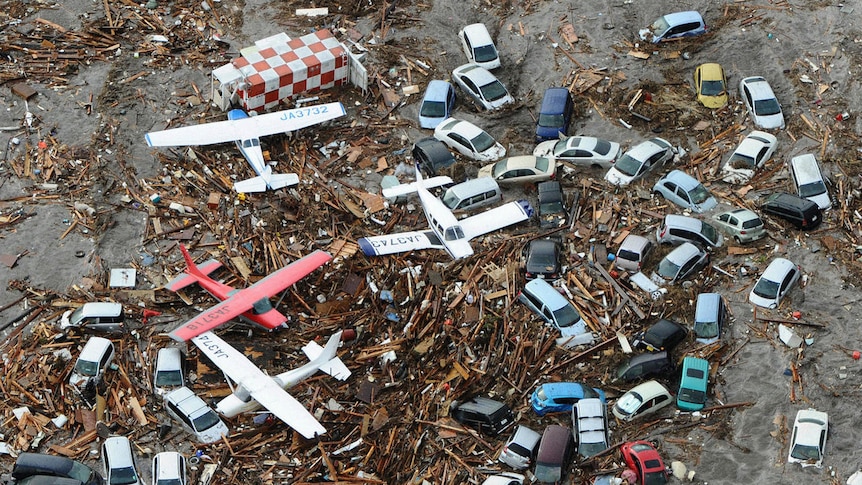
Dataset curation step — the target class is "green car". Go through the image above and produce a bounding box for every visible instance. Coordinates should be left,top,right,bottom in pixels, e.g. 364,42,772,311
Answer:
677,357,710,411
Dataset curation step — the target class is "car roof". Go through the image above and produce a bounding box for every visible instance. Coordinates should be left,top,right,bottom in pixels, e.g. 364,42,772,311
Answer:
78,337,113,361
539,87,571,113
17,477,83,485
741,76,776,99
461,23,493,45
529,239,560,253
734,133,774,157
695,293,722,320
454,63,497,84
445,177,500,198
102,436,134,466
537,180,562,194
667,242,701,263
795,408,828,426
629,380,670,399
524,278,569,309
789,153,822,182
627,137,671,160
153,452,183,480
696,62,723,78
664,214,703,231
766,192,816,209
423,80,452,101
156,347,183,371
682,356,710,376
510,424,542,444
619,234,651,252
538,382,588,396
454,396,508,413
536,424,571,461
761,257,796,281
628,350,669,366
661,10,704,25
661,170,701,190
414,136,452,158
78,302,123,317
166,386,210,416
499,155,545,170
438,117,482,137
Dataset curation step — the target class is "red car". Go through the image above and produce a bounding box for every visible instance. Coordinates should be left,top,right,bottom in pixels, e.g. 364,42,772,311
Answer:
620,440,669,485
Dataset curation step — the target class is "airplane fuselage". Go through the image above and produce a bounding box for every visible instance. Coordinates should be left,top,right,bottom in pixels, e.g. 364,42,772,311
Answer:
195,274,287,331
227,109,272,188
416,184,474,259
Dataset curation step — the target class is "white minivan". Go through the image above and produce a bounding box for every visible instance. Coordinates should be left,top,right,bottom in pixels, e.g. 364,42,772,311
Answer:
789,154,831,209
69,336,115,388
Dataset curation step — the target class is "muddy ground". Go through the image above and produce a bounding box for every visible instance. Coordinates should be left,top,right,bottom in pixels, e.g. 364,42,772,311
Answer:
2,0,862,484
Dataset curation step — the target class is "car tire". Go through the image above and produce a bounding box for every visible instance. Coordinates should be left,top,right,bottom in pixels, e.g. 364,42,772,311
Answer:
734,236,742,244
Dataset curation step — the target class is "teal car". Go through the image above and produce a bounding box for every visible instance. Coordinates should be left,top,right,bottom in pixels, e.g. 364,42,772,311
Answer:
677,357,709,411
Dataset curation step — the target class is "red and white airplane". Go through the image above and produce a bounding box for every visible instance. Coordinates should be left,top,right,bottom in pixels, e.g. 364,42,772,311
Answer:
145,102,346,193
191,330,350,439
165,244,331,341
357,165,533,259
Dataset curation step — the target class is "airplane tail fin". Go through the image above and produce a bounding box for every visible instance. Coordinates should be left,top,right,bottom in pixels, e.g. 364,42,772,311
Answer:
164,244,223,292
301,331,351,381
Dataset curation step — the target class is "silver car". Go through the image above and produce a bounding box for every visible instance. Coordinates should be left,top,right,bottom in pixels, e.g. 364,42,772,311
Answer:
499,425,541,469
651,242,709,285
712,208,766,243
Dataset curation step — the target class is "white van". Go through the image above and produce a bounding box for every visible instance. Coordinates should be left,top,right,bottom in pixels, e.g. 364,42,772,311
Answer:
60,302,124,333
789,154,831,209
69,336,115,388
441,178,502,213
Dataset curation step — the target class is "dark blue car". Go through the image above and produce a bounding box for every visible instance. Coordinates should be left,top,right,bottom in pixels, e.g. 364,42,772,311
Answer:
535,87,574,142
530,382,606,416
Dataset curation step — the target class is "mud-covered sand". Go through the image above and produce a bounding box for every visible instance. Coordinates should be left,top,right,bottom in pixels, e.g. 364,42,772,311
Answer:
2,0,862,483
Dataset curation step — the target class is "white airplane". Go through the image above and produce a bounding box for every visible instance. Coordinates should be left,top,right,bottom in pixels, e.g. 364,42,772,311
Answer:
191,330,350,439
145,102,346,193
358,165,534,259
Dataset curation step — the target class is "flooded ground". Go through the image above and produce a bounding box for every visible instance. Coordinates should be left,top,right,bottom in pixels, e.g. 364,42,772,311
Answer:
2,0,862,483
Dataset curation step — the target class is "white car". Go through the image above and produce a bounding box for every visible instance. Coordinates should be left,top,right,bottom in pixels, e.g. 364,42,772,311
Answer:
478,156,557,186
739,76,785,130
481,472,524,485
458,23,500,69
533,136,621,170
749,257,801,309
604,137,675,186
789,153,831,210
499,425,541,470
612,380,673,422
720,131,777,184
651,242,709,285
452,64,513,111
433,117,505,161
69,336,115,388
152,452,187,485
164,387,229,444
102,436,142,485
788,409,828,468
652,169,717,213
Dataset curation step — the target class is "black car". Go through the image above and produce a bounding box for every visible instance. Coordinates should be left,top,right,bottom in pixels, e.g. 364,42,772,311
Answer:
536,181,567,228
614,351,675,382
632,318,688,352
523,239,563,280
12,453,104,485
412,137,456,176
450,396,514,436
761,192,821,230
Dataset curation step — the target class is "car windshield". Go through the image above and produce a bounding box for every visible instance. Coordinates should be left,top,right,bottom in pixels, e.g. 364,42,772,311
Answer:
754,98,781,116
420,100,446,118
727,152,756,168
470,131,496,152
790,442,822,461
479,80,508,102
614,153,643,177
742,218,763,229
650,17,670,34
155,370,184,387
657,258,682,280
538,112,565,128
68,462,95,483
491,160,510,178
579,442,607,457
192,410,222,432
678,387,706,404
553,304,582,328
694,321,719,339
441,191,459,209
540,200,563,214
701,80,725,96
799,181,827,198
74,359,99,377
110,467,138,485
752,277,779,299
533,463,561,484
157,479,183,485
67,307,85,325
535,157,551,172
615,391,644,414
474,45,497,63
688,184,711,204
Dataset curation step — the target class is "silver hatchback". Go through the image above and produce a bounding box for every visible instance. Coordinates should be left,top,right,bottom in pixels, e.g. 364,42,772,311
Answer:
712,208,766,244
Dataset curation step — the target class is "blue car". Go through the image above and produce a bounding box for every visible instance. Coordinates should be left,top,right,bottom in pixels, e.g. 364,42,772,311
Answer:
418,80,456,129
535,87,574,142
530,382,606,416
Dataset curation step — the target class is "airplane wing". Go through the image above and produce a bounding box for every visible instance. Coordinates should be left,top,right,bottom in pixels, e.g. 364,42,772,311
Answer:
460,199,534,240
145,102,346,147
169,250,333,341
357,230,443,257
191,332,326,438
382,175,453,199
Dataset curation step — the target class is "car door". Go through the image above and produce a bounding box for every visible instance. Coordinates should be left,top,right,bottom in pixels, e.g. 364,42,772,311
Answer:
779,268,798,298
742,85,753,111
447,133,472,155
446,84,456,113
677,257,697,280
461,76,479,99
675,186,692,206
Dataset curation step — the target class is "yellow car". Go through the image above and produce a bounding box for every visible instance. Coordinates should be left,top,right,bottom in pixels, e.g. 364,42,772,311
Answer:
694,63,728,108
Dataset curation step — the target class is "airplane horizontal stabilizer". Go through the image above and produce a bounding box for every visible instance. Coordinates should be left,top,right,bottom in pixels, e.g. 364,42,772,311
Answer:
267,172,300,190
381,175,453,199
302,331,352,381
460,199,534,241
233,176,269,193
164,259,223,292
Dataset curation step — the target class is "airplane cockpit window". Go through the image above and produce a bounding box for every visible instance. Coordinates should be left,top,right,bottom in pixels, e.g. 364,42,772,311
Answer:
444,226,465,241
243,139,260,149
252,298,274,314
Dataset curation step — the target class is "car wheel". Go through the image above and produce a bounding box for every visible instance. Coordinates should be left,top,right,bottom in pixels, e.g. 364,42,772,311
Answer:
734,236,742,244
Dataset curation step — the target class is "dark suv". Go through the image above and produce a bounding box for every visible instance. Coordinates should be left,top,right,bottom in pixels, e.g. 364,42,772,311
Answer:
536,181,567,228
450,396,514,436
12,453,104,485
614,351,675,382
412,137,456,176
632,319,688,352
761,192,821,230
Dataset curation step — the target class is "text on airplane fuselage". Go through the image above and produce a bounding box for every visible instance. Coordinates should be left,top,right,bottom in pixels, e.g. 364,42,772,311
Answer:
192,334,230,359
370,235,425,247
281,105,328,120
184,306,231,331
